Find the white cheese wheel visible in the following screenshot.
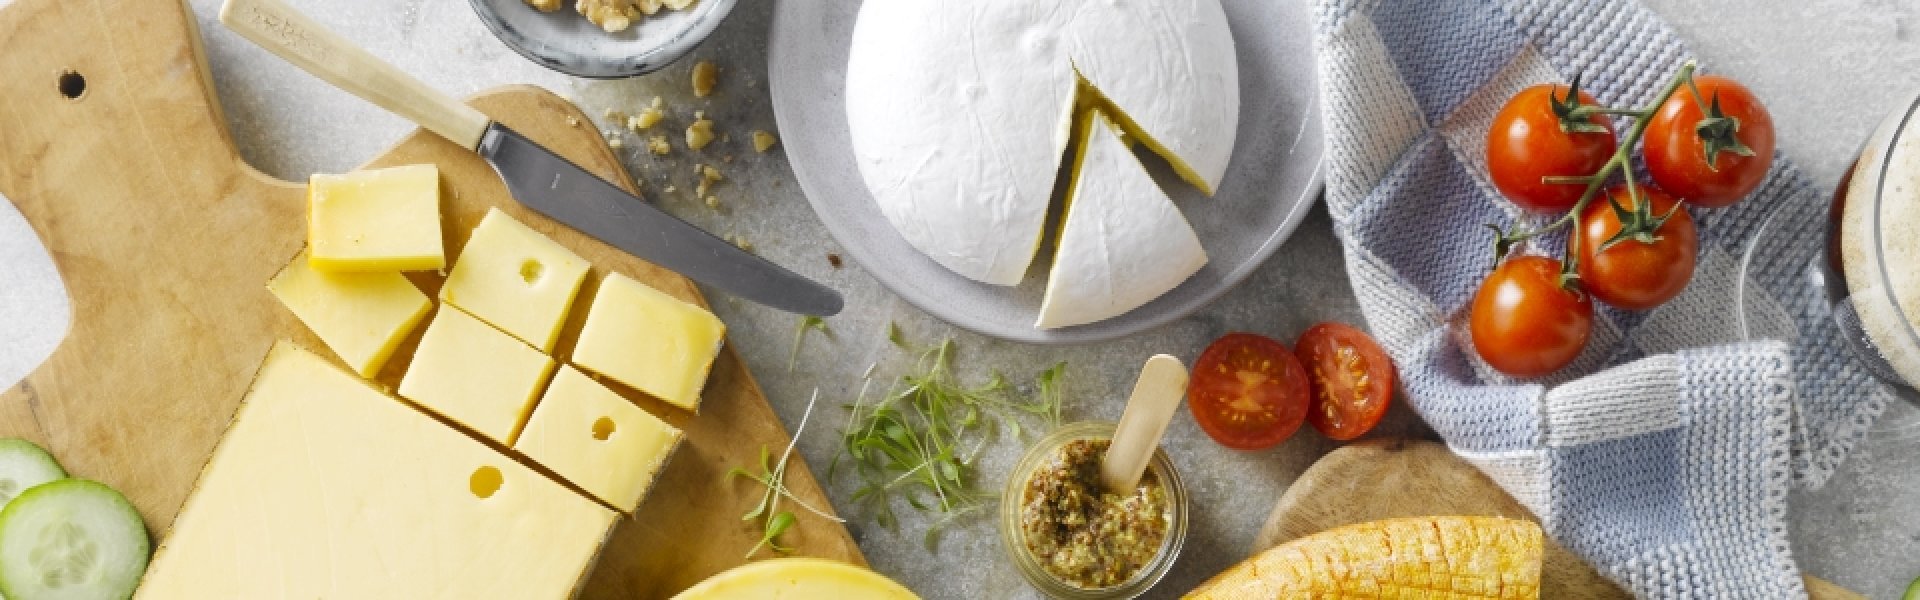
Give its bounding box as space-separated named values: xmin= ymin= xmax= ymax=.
xmin=845 ymin=0 xmax=1238 ymax=286
xmin=1038 ymin=110 xmax=1207 ymax=329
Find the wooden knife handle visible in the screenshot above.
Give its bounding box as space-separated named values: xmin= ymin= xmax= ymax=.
xmin=218 ymin=0 xmax=492 ymax=150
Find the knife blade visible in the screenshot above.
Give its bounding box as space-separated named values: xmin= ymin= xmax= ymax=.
xmin=219 ymin=0 xmax=842 ymax=316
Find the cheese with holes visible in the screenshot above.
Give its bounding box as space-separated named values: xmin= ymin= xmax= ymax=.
xmin=572 ymin=273 xmax=724 ymax=412
xmin=515 ymin=365 xmax=683 ymax=512
xmin=844 ymin=0 xmax=1237 ymax=286
xmin=671 ymin=558 xmax=920 ymax=600
xmin=441 ymin=208 xmax=590 ymax=352
xmin=399 ymin=306 xmax=557 ymax=445
xmin=1037 ymin=110 xmax=1206 ymax=329
xmin=267 ymin=248 xmax=431 ymax=377
xmin=307 ymin=164 xmax=445 ymax=272
xmin=137 ymin=343 xmax=615 ymax=599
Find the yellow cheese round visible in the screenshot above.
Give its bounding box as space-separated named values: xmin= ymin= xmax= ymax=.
xmin=671 ymin=558 xmax=919 ymax=600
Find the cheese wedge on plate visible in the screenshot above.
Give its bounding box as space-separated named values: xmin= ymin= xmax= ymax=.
xmin=399 ymin=305 xmax=557 ymax=445
xmin=845 ymin=0 xmax=1237 ymax=289
xmin=307 ymin=164 xmax=445 ymax=273
xmin=267 ymin=248 xmax=431 ymax=377
xmin=1037 ymin=110 xmax=1207 ymax=329
xmin=516 ymin=365 xmax=683 ymax=513
xmin=138 ymin=343 xmax=616 ymax=598
xmin=441 ymin=208 xmax=591 ymax=352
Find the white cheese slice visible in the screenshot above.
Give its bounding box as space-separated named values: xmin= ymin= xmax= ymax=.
xmin=845 ymin=0 xmax=1237 ymax=286
xmin=1037 ymin=110 xmax=1207 ymax=329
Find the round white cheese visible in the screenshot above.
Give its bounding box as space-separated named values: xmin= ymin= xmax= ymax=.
xmin=1038 ymin=110 xmax=1208 ymax=329
xmin=845 ymin=0 xmax=1238 ymax=287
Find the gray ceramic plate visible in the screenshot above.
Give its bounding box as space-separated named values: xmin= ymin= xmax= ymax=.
xmin=768 ymin=0 xmax=1322 ymax=344
xmin=469 ymin=0 xmax=736 ymax=79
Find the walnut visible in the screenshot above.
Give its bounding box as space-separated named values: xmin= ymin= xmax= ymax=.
xmin=752 ymin=130 xmax=778 ymax=153
xmin=691 ymin=61 xmax=719 ymax=97
xmin=686 ymin=112 xmax=715 ymax=150
xmin=523 ymin=0 xmax=561 ymax=12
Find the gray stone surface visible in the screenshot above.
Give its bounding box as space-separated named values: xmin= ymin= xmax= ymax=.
xmin=0 ymin=0 xmax=1913 ymax=597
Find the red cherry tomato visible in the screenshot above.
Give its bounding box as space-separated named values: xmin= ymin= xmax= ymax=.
xmin=1470 ymin=255 xmax=1594 ymax=377
xmin=1643 ymin=75 xmax=1775 ymax=208
xmin=1295 ymin=323 xmax=1395 ymax=441
xmin=1188 ymin=333 xmax=1310 ymax=450
xmin=1486 ymin=84 xmax=1618 ymax=214
xmin=1576 ymin=185 xmax=1698 ymax=310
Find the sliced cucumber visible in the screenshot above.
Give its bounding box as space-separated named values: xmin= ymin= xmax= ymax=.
xmin=1905 ymin=574 xmax=1920 ymax=600
xmin=0 ymin=480 xmax=147 ymax=600
xmin=0 ymin=440 xmax=64 ymax=512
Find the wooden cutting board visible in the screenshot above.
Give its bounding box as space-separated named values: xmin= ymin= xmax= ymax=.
xmin=1254 ymin=439 xmax=1859 ymax=599
xmin=0 ymin=0 xmax=862 ymax=596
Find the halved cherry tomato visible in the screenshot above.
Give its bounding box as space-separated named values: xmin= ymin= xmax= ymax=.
xmin=1188 ymin=333 xmax=1310 ymax=450
xmin=1486 ymin=84 xmax=1618 ymax=214
xmin=1295 ymin=323 xmax=1394 ymax=441
xmin=1470 ymin=255 xmax=1594 ymax=377
xmin=1576 ymin=184 xmax=1698 ymax=310
xmin=1643 ymin=75 xmax=1775 ymax=208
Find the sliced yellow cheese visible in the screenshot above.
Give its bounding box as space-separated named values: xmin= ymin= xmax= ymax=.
xmin=571 ymin=273 xmax=725 ymax=412
xmin=399 ymin=305 xmax=557 ymax=445
xmin=307 ymin=164 xmax=445 ymax=272
xmin=441 ymin=208 xmax=591 ymax=352
xmin=515 ymin=365 xmax=683 ymax=513
xmin=137 ymin=343 xmax=616 ymax=599
xmin=670 ymin=558 xmax=920 ymax=600
xmin=266 ymin=248 xmax=430 ymax=378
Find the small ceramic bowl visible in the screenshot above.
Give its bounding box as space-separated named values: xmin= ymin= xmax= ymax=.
xmin=469 ymin=0 xmax=737 ymax=79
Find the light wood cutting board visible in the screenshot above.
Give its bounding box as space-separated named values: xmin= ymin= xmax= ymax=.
xmin=1253 ymin=439 xmax=1859 ymax=599
xmin=0 ymin=0 xmax=862 ymax=596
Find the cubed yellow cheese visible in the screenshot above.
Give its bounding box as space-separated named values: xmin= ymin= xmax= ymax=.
xmin=307 ymin=164 xmax=445 ymax=272
xmin=399 ymin=306 xmax=557 ymax=445
xmin=671 ymin=558 xmax=920 ymax=600
xmin=137 ymin=343 xmax=616 ymax=599
xmin=516 ymin=365 xmax=683 ymax=513
xmin=266 ymin=248 xmax=430 ymax=378
xmin=571 ymin=273 xmax=725 ymax=412
xmin=441 ymin=208 xmax=590 ymax=352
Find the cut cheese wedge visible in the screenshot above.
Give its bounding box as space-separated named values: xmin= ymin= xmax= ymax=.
xmin=1037 ymin=110 xmax=1207 ymax=329
xmin=137 ymin=343 xmax=616 ymax=599
xmin=267 ymin=248 xmax=431 ymax=377
xmin=571 ymin=273 xmax=725 ymax=412
xmin=670 ymin=558 xmax=919 ymax=600
xmin=307 ymin=164 xmax=445 ymax=273
xmin=845 ymin=0 xmax=1237 ymax=286
xmin=515 ymin=365 xmax=683 ymax=513
xmin=441 ymin=208 xmax=591 ymax=352
xmin=399 ymin=305 xmax=557 ymax=445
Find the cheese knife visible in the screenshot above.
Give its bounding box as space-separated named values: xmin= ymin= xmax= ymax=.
xmin=218 ymin=0 xmax=843 ymax=317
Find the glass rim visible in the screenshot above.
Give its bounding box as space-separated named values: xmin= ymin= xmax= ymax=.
xmin=1864 ymin=92 xmax=1920 ymax=372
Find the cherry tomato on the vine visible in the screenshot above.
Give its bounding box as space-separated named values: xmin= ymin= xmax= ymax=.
xmin=1470 ymin=255 xmax=1594 ymax=377
xmin=1486 ymin=84 xmax=1618 ymax=214
xmin=1644 ymin=75 xmax=1775 ymax=208
xmin=1188 ymin=333 xmax=1310 ymax=450
xmin=1576 ymin=184 xmax=1698 ymax=310
xmin=1295 ymin=323 xmax=1395 ymax=441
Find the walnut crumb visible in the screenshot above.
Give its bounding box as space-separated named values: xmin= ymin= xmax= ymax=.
xmin=691 ymin=60 xmax=719 ymax=97
xmin=603 ymin=131 xmax=624 ymax=149
xmin=704 ymin=195 xmax=721 ymax=209
xmin=752 ymin=130 xmax=778 ymax=153
xmin=647 ymin=135 xmax=672 ymax=155
xmin=686 ymin=115 xmax=715 ymax=150
xmin=827 ymin=253 xmax=843 ymax=269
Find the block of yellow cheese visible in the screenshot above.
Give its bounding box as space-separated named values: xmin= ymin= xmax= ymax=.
xmin=670 ymin=558 xmax=920 ymax=600
xmin=515 ymin=365 xmax=683 ymax=513
xmin=137 ymin=343 xmax=616 ymax=599
xmin=440 ymin=208 xmax=590 ymax=352
xmin=266 ymin=248 xmax=430 ymax=378
xmin=571 ymin=273 xmax=726 ymax=412
xmin=307 ymin=164 xmax=445 ymax=272
xmin=399 ymin=305 xmax=557 ymax=445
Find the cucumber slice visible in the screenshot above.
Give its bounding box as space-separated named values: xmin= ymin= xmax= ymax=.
xmin=0 ymin=440 xmax=64 ymax=512
xmin=1905 ymin=575 xmax=1920 ymax=600
xmin=0 ymin=480 xmax=148 ymax=600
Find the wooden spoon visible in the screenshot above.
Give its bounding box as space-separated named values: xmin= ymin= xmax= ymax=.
xmin=1099 ymin=354 xmax=1190 ymax=493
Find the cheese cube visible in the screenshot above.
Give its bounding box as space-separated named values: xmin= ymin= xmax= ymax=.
xmin=516 ymin=365 xmax=683 ymax=512
xmin=267 ymin=249 xmax=430 ymax=378
xmin=138 ymin=343 xmax=616 ymax=598
xmin=399 ymin=306 xmax=557 ymax=445
xmin=571 ymin=273 xmax=725 ymax=412
xmin=441 ymin=208 xmax=590 ymax=352
xmin=307 ymin=164 xmax=445 ymax=272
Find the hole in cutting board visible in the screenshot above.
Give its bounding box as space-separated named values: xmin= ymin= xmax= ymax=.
xmin=469 ymin=466 xmax=504 ymax=499
xmin=519 ymin=259 xmax=544 ymax=285
xmin=591 ymin=416 xmax=616 ymax=441
xmin=57 ymin=70 xmax=85 ymax=100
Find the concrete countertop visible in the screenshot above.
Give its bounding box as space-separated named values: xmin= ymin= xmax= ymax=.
xmin=0 ymin=0 xmax=1915 ymax=597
